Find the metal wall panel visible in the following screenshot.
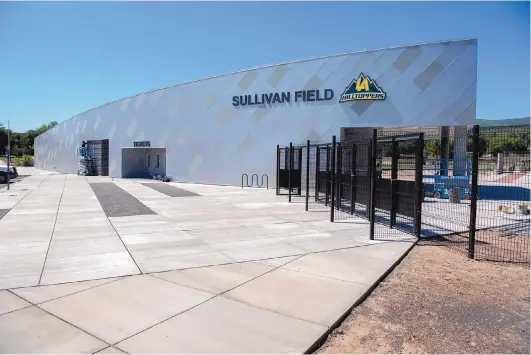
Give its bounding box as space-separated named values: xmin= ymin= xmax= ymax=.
xmin=34 ymin=39 xmax=478 ymax=186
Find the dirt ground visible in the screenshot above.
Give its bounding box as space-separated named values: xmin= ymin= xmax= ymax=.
xmin=318 ymin=243 xmax=530 ymax=354
xmin=439 ymin=230 xmax=529 ymax=265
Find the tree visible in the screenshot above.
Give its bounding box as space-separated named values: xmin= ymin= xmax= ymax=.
xmin=0 ymin=120 xmax=58 ymax=156
xmin=424 ymin=139 xmax=440 ymax=158
xmin=0 ymin=124 xmax=6 ymax=156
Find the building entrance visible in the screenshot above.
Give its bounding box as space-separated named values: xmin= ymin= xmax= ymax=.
xmin=121 ymin=147 xmax=167 ymax=179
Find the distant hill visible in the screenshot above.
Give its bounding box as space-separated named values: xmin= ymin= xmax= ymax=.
xmin=476 ymin=117 xmax=530 ymax=126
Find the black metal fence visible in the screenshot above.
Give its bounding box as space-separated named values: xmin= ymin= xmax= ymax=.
xmin=277 ymin=124 xmax=530 ymax=265
xmin=371 ymin=131 xmax=424 ymax=240
xmin=276 ymin=144 xmax=302 ymax=200
xmin=337 ymin=137 xmax=373 ymax=220
xmin=471 ymin=125 xmax=529 ymax=264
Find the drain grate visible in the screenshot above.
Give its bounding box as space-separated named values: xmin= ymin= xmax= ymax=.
xmin=90 ymin=182 xmax=156 ymax=217
xmin=141 ymin=183 xmax=200 ymax=197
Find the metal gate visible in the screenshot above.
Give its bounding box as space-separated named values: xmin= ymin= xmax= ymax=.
xmin=276 ymin=132 xmax=424 ymax=239
xmin=316 ymin=144 xmax=332 ymax=205
xmin=276 ymin=145 xmax=302 ymax=197
xmin=337 ymin=139 xmax=372 ymax=219
xmin=371 ymin=132 xmax=425 ymax=239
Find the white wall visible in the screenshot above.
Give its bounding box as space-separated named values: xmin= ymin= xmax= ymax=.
xmin=35 ymin=39 xmax=477 ymax=185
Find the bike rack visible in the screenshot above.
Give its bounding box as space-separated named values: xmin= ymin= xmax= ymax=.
xmin=241 ymin=173 xmax=269 ymax=189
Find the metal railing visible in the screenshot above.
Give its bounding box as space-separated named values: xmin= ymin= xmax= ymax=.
xmin=241 ymin=173 xmax=269 ymax=189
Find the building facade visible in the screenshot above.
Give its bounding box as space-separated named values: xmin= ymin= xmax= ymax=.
xmin=34 ymin=38 xmax=478 ymax=185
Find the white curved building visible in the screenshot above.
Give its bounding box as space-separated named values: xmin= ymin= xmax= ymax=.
xmin=34 ymin=38 xmax=478 ymax=185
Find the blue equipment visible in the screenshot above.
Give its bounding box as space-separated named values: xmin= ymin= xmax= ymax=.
xmin=77 ymin=146 xmax=94 ymax=176
xmin=77 ymin=147 xmax=93 ymax=160
xmin=424 ymin=158 xmax=472 ymax=200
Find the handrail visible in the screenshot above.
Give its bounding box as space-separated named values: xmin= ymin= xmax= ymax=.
xmin=241 ymin=173 xmax=269 ymax=189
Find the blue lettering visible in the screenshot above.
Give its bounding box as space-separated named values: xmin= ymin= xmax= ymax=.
xmin=325 ymin=89 xmax=334 ymax=100
xmin=294 ymin=91 xmax=303 ymax=102
xmin=272 ymin=93 xmax=281 ymax=104
xmin=265 ymin=93 xmax=273 ymax=104
xmin=281 ymin=92 xmax=290 ymax=103
xmin=232 ymin=96 xmax=240 ymax=107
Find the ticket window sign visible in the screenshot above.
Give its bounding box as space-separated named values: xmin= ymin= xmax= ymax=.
xmin=133 ymin=141 xmax=151 ymax=147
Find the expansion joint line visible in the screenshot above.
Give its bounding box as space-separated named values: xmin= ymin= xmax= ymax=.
xmin=38 ymin=174 xmax=68 ymax=285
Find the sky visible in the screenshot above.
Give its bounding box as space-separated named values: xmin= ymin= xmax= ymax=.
xmin=0 ymin=1 xmax=529 ymax=132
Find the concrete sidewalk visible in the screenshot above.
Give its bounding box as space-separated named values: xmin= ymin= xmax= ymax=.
xmin=0 ymin=170 xmax=414 ymax=353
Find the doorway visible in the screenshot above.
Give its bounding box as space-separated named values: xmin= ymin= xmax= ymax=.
xmin=121 ymin=147 xmax=167 ymax=178
xmin=86 ymin=139 xmax=109 ymax=176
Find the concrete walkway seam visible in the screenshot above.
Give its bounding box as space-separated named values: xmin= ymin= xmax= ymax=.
xmin=0 ymin=174 xmax=50 ymax=211
xmin=114 ymin=254 xmax=309 ymax=348
xmin=38 ymin=175 xmax=68 ymax=285
xmin=304 ymin=240 xmax=418 ymax=354
xmin=10 ymin=277 xmax=126 ymax=305
xmin=147 ymin=252 xmax=335 ymax=329
xmin=6 ymin=289 xmax=114 ymax=352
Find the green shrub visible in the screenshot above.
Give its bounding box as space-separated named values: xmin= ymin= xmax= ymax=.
xmin=21 ymin=155 xmax=34 ymax=167
xmin=10 ymin=148 xmax=23 ymax=157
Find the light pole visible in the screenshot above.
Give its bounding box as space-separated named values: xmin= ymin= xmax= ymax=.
xmin=6 ymin=120 xmax=10 ymax=190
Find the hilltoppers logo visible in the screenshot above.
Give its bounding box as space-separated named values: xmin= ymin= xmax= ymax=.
xmin=339 ymin=73 xmax=386 ymax=102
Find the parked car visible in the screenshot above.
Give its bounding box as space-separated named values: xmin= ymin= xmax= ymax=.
xmin=0 ymin=165 xmax=18 ymax=183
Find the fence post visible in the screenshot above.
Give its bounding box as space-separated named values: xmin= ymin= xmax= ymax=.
xmin=288 ymin=142 xmax=293 ymax=203
xmin=369 ymin=129 xmax=377 ymax=240
xmin=305 ymin=140 xmax=310 ymax=211
xmin=468 ymin=125 xmax=480 ymax=259
xmin=330 ymin=136 xmax=336 ymax=222
xmin=337 ymin=142 xmax=342 ymax=211
xmin=350 ymin=141 xmax=356 ymax=215
xmin=315 ymin=146 xmax=320 ymax=202
xmin=325 ymin=146 xmax=330 ymax=206
xmin=298 ymin=148 xmax=303 ymax=196
xmin=414 ymin=133 xmax=425 ymax=238
xmin=366 ymin=141 xmax=372 ymax=219
xmin=276 ymin=145 xmax=280 ymax=196
xmin=390 ymin=138 xmax=398 ymax=228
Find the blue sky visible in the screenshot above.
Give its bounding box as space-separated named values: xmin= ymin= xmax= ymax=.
xmin=0 ymin=1 xmax=529 ymax=132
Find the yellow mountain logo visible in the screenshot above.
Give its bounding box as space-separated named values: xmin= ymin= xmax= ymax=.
xmin=339 ymin=73 xmax=386 ymax=102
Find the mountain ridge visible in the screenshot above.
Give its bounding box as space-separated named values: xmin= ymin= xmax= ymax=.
xmin=476 ymin=117 xmax=530 ymax=126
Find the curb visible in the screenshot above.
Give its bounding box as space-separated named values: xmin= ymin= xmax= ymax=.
xmin=304 ymin=240 xmax=418 ymax=354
